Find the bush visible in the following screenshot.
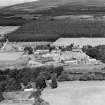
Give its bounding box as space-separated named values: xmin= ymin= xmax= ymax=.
xmin=94 ymin=72 xmax=105 ymax=80
xmin=0 ymin=92 xmax=4 ymax=102
xmin=0 ymin=66 xmax=62 ymax=91
xmin=39 ymin=72 xmax=51 ymax=80
xmin=24 ymin=46 xmax=33 ymax=54
xmin=18 ymin=68 xmax=33 ymax=85
xmin=79 ymin=73 xmax=90 ymax=81
xmin=82 ymin=45 xmax=105 ymax=63
xmin=5 ymin=78 xmax=21 ymax=91
xmin=58 ymin=72 xmax=70 ymax=81
xmin=0 ymin=81 xmax=7 ymax=92
xmin=54 ymin=66 xmax=63 ymax=77
xmin=51 ymin=77 xmax=58 ymax=89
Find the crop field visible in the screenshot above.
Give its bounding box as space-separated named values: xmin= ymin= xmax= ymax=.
xmin=8 ymin=18 xmax=105 ymax=42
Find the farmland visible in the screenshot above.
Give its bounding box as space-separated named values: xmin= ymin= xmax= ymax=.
xmin=7 ymin=18 xmax=105 ymax=42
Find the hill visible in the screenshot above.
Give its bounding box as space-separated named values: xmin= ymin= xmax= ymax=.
xmin=1 ymin=0 xmax=105 ymax=41
xmin=0 ymin=0 xmax=105 ymax=26
xmin=1 ymin=0 xmax=105 ymax=15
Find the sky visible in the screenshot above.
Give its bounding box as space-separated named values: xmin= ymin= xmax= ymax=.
xmin=0 ymin=0 xmax=105 ymax=7
xmin=0 ymin=0 xmax=38 ymax=6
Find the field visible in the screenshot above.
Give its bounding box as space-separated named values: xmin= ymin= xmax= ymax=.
xmin=7 ymin=18 xmax=105 ymax=41
xmin=0 ymin=26 xmax=20 ymax=35
xmin=53 ymin=38 xmax=105 ymax=47
xmin=0 ymin=52 xmax=28 ymax=69
xmin=42 ymin=81 xmax=105 ymax=105
xmin=63 ymin=63 xmax=105 ymax=73
xmin=1 ymin=0 xmax=105 ymax=42
xmin=0 ymin=52 xmax=22 ymax=61
xmin=1 ymin=81 xmax=105 ymax=105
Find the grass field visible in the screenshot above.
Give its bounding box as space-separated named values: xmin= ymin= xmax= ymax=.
xmin=42 ymin=81 xmax=105 ymax=105
xmin=0 ymin=52 xmax=22 ymax=61
xmin=0 ymin=52 xmax=28 ymax=69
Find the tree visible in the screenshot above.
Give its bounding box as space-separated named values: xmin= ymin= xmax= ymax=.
xmin=29 ymin=89 xmax=49 ymax=105
xmin=82 ymin=45 xmax=105 ymax=63
xmin=35 ymin=75 xmax=46 ymax=89
xmin=0 ymin=81 xmax=7 ymax=92
xmin=51 ymin=73 xmax=58 ymax=89
xmin=24 ymin=46 xmax=33 ymax=54
xmin=54 ymin=66 xmax=63 ymax=77
xmin=18 ymin=68 xmax=32 ymax=86
xmin=0 ymin=92 xmax=4 ymax=102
